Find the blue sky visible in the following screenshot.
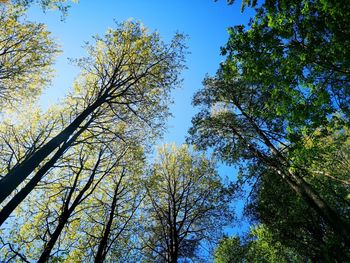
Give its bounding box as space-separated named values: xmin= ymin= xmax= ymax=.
xmin=28 ymin=0 xmax=254 ymax=235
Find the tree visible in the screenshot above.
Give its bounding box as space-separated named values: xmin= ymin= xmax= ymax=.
xmin=214 ymin=225 xmax=303 ymax=263
xmin=0 ymin=135 xmax=145 ymax=262
xmin=0 ymin=4 xmax=58 ymax=108
xmin=141 ymin=144 xmax=232 ymax=262
xmin=36 ymin=145 xmax=124 ymax=263
xmin=214 ymin=236 xmax=245 ymax=263
xmin=189 ymin=0 xmax=350 ymax=246
xmin=0 ymin=104 xmax=83 ymax=227
xmin=71 ymin=144 xmax=145 ymax=263
xmin=244 ymin=128 xmax=350 ymax=261
xmin=0 ymin=21 xmax=186 ymax=211
xmin=1 ymin=0 xmax=78 ymax=16
xmin=92 ymin=166 xmax=143 ymax=263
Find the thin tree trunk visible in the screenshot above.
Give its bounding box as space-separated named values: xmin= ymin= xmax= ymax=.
xmin=170 ymin=192 xmax=178 ymax=263
xmin=288 ymin=170 xmax=350 ymax=247
xmin=37 ymin=216 xmax=68 ymax=263
xmin=94 ymin=179 xmax=120 ymax=263
xmin=230 ymin=123 xmax=350 ymax=247
xmin=0 ymin=97 xmax=104 ymax=204
xmin=36 ymin=146 xmax=105 ymax=262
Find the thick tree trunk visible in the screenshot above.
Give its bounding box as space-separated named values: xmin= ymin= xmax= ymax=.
xmin=0 ymin=97 xmax=104 ymax=204
xmin=0 ymin=120 xmax=91 ymax=227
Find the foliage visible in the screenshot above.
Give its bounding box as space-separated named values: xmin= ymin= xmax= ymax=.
xmin=189 ymin=0 xmax=350 ymax=246
xmin=141 ymin=144 xmax=233 ymax=262
xmin=245 ymin=130 xmax=350 ymax=261
xmin=0 ymin=4 xmax=59 ymax=108
xmin=214 ymin=0 xmax=258 ymax=11
xmin=215 ymin=225 xmax=303 ymax=263
xmin=1 ymin=0 xmax=78 ymax=16
xmin=214 ymin=236 xmax=245 ymax=263
xmin=0 ymin=20 xmax=186 ymax=211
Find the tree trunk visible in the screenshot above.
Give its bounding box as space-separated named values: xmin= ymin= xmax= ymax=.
xmin=0 ymin=120 xmax=91 ymax=227
xmin=0 ymin=97 xmax=104 ymax=204
xmin=169 ymin=188 xmax=178 ymax=263
xmin=94 ymin=180 xmax=120 ymax=263
xmin=37 ymin=216 xmax=68 ymax=263
xmin=286 ymin=170 xmax=350 ymax=247
xmin=230 ymin=108 xmax=350 ymax=247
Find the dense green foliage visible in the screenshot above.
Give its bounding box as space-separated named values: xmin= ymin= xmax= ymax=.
xmin=189 ymin=0 xmax=350 ymax=260
xmin=215 ymin=225 xmax=303 ymax=263
xmin=246 ymin=169 xmax=349 ymax=262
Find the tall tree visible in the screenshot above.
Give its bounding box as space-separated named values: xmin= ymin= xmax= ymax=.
xmin=65 ymin=143 xmax=145 ymax=263
xmin=36 ymin=145 xmax=123 ymax=263
xmin=189 ymin=0 xmax=350 ymax=246
xmin=141 ymin=144 xmax=232 ymax=262
xmin=0 ymin=4 xmax=58 ymax=108
xmin=93 ymin=169 xmax=143 ymax=263
xmin=0 ymin=21 xmax=186 ymax=207
xmin=0 ymin=137 xmax=143 ymax=262
xmin=243 ymin=128 xmax=350 ymax=261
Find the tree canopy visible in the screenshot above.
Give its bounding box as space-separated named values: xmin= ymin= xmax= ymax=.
xmin=141 ymin=144 xmax=232 ymax=262
xmin=189 ymin=0 xmax=350 ymax=252
xmin=0 ymin=4 xmax=58 ymax=108
xmin=0 ymin=0 xmax=349 ymax=262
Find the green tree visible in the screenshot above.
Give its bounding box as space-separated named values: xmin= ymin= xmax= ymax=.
xmin=0 ymin=135 xmax=145 ymax=262
xmin=0 ymin=103 xmax=83 ymax=227
xmin=82 ymin=146 xmax=145 ymax=263
xmin=244 ymin=128 xmax=350 ymax=261
xmin=0 ymin=4 xmax=58 ymax=108
xmin=1 ymin=0 xmax=78 ymax=16
xmin=141 ymin=144 xmax=233 ymax=263
xmin=36 ymin=145 xmax=122 ymax=263
xmin=0 ymin=21 xmax=186 ymax=215
xmin=189 ymin=0 xmax=350 ymax=246
xmin=214 ymin=236 xmax=245 ymax=263
xmin=215 ymin=225 xmax=303 ymax=263
xmin=247 ymin=173 xmax=349 ymax=262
